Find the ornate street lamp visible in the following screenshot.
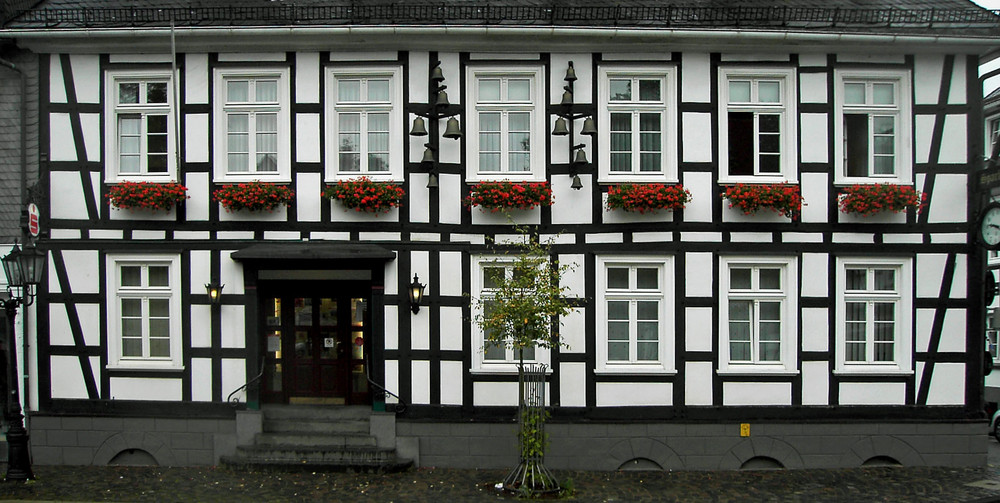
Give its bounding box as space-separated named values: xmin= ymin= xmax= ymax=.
xmin=0 ymin=242 xmax=45 ymax=481
xmin=408 ymin=274 xmax=426 ymax=314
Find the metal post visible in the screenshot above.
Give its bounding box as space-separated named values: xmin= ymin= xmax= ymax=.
xmin=1 ymin=298 xmax=31 ymax=481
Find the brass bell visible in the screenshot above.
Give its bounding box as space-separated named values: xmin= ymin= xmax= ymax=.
xmin=443 ymin=117 xmax=463 ymax=139
xmin=574 ymin=148 xmax=588 ymax=165
xmin=436 ymin=91 xmax=450 ymax=106
xmin=564 ymin=62 xmax=577 ymax=83
xmin=421 ymin=148 xmax=436 ymax=164
xmin=581 ymin=117 xmax=598 ymax=136
xmin=551 ymin=117 xmax=569 ymax=136
xmin=427 ymin=172 xmax=439 ymax=188
xmin=430 ymin=65 xmax=445 ymax=82
xmin=410 ymin=117 xmax=428 ymax=136
xmin=560 ymin=90 xmax=573 ymax=106
xmin=570 ymin=174 xmax=583 ymax=190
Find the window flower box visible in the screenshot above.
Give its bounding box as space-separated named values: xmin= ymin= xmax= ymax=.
xmin=106 ymin=181 xmax=188 ymax=212
xmin=838 ymin=183 xmax=926 ymax=217
xmin=465 ymin=181 xmax=552 ymax=212
xmin=212 ymin=181 xmax=294 ymax=212
xmin=721 ymin=183 xmax=803 ymax=220
xmin=323 ymin=177 xmax=405 ymax=214
xmin=606 ymin=183 xmax=691 ymax=214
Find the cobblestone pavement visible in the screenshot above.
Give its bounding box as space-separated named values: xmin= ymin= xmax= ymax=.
xmin=0 ymin=463 xmax=999 ymax=502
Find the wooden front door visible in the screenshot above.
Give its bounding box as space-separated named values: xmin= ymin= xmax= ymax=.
xmin=260 ymin=283 xmax=371 ymax=405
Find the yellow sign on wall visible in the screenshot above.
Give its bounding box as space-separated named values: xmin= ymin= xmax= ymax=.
xmin=740 ymin=423 xmax=750 ymax=437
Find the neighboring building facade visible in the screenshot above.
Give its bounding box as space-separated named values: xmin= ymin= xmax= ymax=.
xmin=2 ymin=0 xmax=999 ymax=470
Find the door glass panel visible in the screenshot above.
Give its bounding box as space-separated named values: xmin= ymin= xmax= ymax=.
xmin=320 ymin=298 xmax=337 ymax=327
xmin=271 ymin=363 xmax=282 ymax=391
xmin=294 ymin=298 xmax=312 ymax=326
xmin=352 ymin=331 xmax=364 ymax=360
xmin=295 ymin=331 xmax=311 ymax=358
xmin=320 ymin=330 xmax=337 ymax=359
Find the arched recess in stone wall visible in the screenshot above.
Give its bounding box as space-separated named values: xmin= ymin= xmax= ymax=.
xmin=837 ymin=436 xmax=924 ymax=467
xmin=92 ymin=431 xmax=176 ymax=466
xmin=607 ymin=437 xmax=684 ymax=471
xmin=718 ymin=437 xmax=804 ymax=470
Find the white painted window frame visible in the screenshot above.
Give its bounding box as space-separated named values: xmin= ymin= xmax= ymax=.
xmin=833 ymin=69 xmax=913 ymax=185
xmin=595 ymin=255 xmax=676 ymax=374
xmin=987 ymin=114 xmax=1000 ymax=159
xmin=325 ymin=65 xmax=404 ymax=182
xmin=597 ymin=65 xmax=678 ymax=184
xmin=104 ymin=69 xmax=177 ymax=183
xmin=212 ymin=67 xmax=291 ymax=183
xmin=834 ymin=257 xmax=913 ymax=374
xmin=106 ymin=254 xmax=183 ymax=370
xmin=718 ymin=256 xmax=799 ymax=375
xmin=470 ymin=255 xmax=550 ymax=374
xmin=465 ymin=65 xmax=546 ymax=182
xmin=718 ymin=67 xmax=798 ymax=184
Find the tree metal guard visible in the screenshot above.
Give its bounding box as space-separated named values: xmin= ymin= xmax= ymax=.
xmin=502 ymin=363 xmax=560 ymax=496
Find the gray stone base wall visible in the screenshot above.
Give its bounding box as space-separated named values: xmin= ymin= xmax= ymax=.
xmin=397 ymin=421 xmax=988 ymax=471
xmin=29 ymin=414 xmax=238 ymax=466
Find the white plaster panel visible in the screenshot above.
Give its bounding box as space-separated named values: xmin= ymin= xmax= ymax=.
xmin=296 ymin=172 xmax=322 ymax=222
xmin=926 ymin=363 xmax=965 ymax=406
xmin=50 ymin=355 xmax=89 ymax=399
xmin=439 ymin=307 xmax=463 ymax=351
xmin=952 ymin=253 xmax=967 ymax=300
xmin=221 ymin=305 xmax=246 ymax=348
xmin=412 ymin=233 xmax=441 ymax=242
xmin=684 ymin=361 xmax=713 ymax=405
xmin=384 ymin=359 xmax=399 ymax=403
xmin=190 ymin=304 xmax=211 ymax=348
xmin=603 ymin=53 xmax=672 ymax=62
xmin=800 ymin=114 xmax=828 ymax=163
xmin=798 ymin=54 xmax=827 ymax=67
xmin=439 ymin=252 xmax=464 ymax=297
xmin=551 ymin=54 xmax=592 ymax=104
xmin=915 ymin=114 xmax=936 ymax=164
xmin=685 ymin=307 xmax=713 ymax=352
xmin=937 ymin=309 xmax=967 ymax=353
xmin=189 ymin=250 xmax=210 ymax=296
xmin=831 ymin=233 xmax=874 ymax=244
xmin=682 ymin=53 xmax=711 ymax=103
xmin=132 ymin=230 xmax=166 ymax=240
xmin=584 ymin=233 xmax=623 ymax=244
xmin=451 ymin=234 xmax=486 ymax=245
xmin=330 ymin=204 xmax=399 ymax=223
xmin=185 ymin=113 xmax=209 ymax=163
xmin=837 ymin=54 xmax=905 ymax=64
xmin=263 ymin=232 xmax=301 ymax=240
xmin=185 ymin=54 xmax=209 ymax=104
xmin=468 ymin=53 xmax=538 ymax=60
xmin=474 ymin=381 xmax=518 ymax=406
xmin=559 ymin=307 xmax=585 ymax=353
xmin=191 ymin=358 xmax=212 ymax=401
xmin=295 ymin=52 xmax=320 ymax=103
xmin=384 ymin=305 xmax=399 ymax=351
xmin=310 ymin=232 xmax=350 ymax=241
xmin=49 ymin=113 xmax=76 ymax=161
xmin=633 ymin=232 xmax=673 ymax=243
xmin=559 ymin=362 xmax=586 ymax=407
xmin=385 ymin=260 xmax=398 ymax=296
xmin=221 ymin=359 xmax=247 ymax=403
xmin=295 ymin=113 xmax=321 ymax=163
xmin=411 ymin=309 xmax=430 ymax=351
xmin=49 ymin=55 xmax=67 ymax=103
xmin=329 ymin=52 xmax=398 ymax=62
xmin=110 ymin=378 xmax=182 ymax=401
xmin=69 ymin=54 xmax=100 ymax=103
xmin=50 ymin=229 xmax=81 ymax=240
xmin=218 ymin=53 xmax=286 ymax=62
xmin=937 ymin=115 xmax=968 ymax=164
xmin=48 ymin=305 xmax=75 ymax=346
xmin=221 ymin=252 xmax=244 ymax=295
xmin=839 ymin=382 xmax=905 ymax=405
xmin=801 ymin=253 xmax=828 ymax=297
xmin=472 ymin=207 xmax=540 ymax=225
xmin=219 ymin=206 xmax=288 ymax=222
xmin=682 ymin=171 xmax=713 ymax=223
xmin=801 ymin=172 xmax=828 ymax=224
xmin=409 ymin=175 xmax=430 ymax=224
xmin=782 ymin=233 xmax=823 ymax=243
xmin=559 ymin=253 xmax=585 ymax=299
xmin=949 ymin=57 xmax=966 ymax=105
xmin=60 ymin=250 xmax=101 ymax=294
xmin=441 ymin=124 xmax=463 ymax=165
xmin=410 ymin=362 xmax=432 ymax=405
xmin=722 ymin=382 xmax=792 ymax=406
xmin=601 ymin=192 xmax=673 ymax=224
xmin=800 ymin=73 xmax=828 ymax=103
xmin=914 ymin=54 xmax=944 ymax=105
xmin=916 ymin=254 xmax=947 ymax=298
xmin=721 ymin=53 xmax=791 ymax=62
xmin=930 ymin=234 xmax=966 ymax=244
xmin=682 ymin=113 xmax=713 ymax=162
xmin=597 ymin=382 xmax=672 ymax=406
xmin=185 ymin=172 xmax=210 ymax=221
xmin=722 ymin=203 xmax=790 ymax=223
xmin=408 ymin=52 xmax=429 ymax=104
xmin=801 ymin=361 xmax=829 ymax=406
xmin=685 ymin=252 xmax=714 ymax=298
xmin=89 ymin=230 xmax=124 ymax=239
xmin=80 ymin=113 xmax=100 ymax=161
xmin=801 ymin=308 xmax=829 ymax=352
xmin=438 ymin=174 xmax=462 ymax=225
xmin=553 ymin=176 xmax=593 ymax=224
xmin=440 ymin=361 xmax=464 ymax=406
xmin=681 ymin=232 xmax=721 ymax=242
xmin=883 ymin=234 xmax=924 ymax=244
xmin=837 ymin=208 xmax=906 ymax=225
xmin=49 ymin=171 xmax=88 ymax=220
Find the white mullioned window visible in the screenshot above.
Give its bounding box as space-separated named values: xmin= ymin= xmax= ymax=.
xmin=835 ymin=257 xmax=913 ymax=374
xmin=834 ymin=69 xmax=912 ymax=184
xmin=326 ymin=66 xmax=403 ymax=181
xmin=466 ymin=66 xmax=546 ymax=182
xmin=106 ymin=255 xmax=182 ymax=369
xmin=988 ymin=115 xmax=1000 ymax=159
xmin=104 ymin=70 xmax=176 ymax=182
xmin=718 ymin=68 xmax=798 ymax=183
xmin=598 ymin=66 xmax=677 ymax=183
xmin=719 ymin=256 xmax=798 ymax=373
xmin=596 ymin=256 xmax=675 ymax=374
xmin=213 ymin=68 xmax=291 ymax=182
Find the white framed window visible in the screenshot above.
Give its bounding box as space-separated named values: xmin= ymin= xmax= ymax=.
xmin=988 ymin=312 xmax=999 ymax=362
xmin=471 ymin=255 xmax=550 ymax=373
xmin=213 ymin=68 xmax=291 ymax=182
xmin=834 ymin=69 xmax=912 ymax=184
xmin=719 ymin=256 xmax=798 ymax=374
xmin=104 ymin=70 xmax=177 ymax=182
xmin=326 ymin=66 xmax=403 ymax=182
xmin=465 ymin=65 xmax=546 ymax=182
xmin=106 ymin=254 xmax=183 ymax=369
xmin=596 ymin=256 xmax=675 ymax=374
xmin=718 ymin=68 xmax=798 ymax=183
xmin=597 ymin=66 xmax=677 ymax=183
xmin=987 ymin=115 xmax=1000 ymax=159
xmin=835 ymin=257 xmax=913 ymax=374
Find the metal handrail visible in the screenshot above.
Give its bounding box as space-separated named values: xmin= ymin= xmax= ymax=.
xmin=366 ymin=351 xmax=406 ymax=414
xmin=227 ymin=357 xmax=266 ymax=404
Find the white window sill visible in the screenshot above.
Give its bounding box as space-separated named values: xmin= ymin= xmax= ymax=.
xmin=214 ymin=174 xmax=291 ymax=184
xmin=598 ymin=174 xmax=676 ymax=185
xmin=107 ymin=174 xmax=180 ymax=185
xmin=719 ymin=175 xmax=797 ymax=185
xmin=594 ymin=367 xmax=676 ymax=375
xmin=467 ymin=174 xmax=546 ymax=184
xmin=107 ymin=363 xmax=184 ymax=372
xmin=716 ymin=368 xmax=799 ymax=376
xmin=833 ymin=368 xmax=913 ymax=376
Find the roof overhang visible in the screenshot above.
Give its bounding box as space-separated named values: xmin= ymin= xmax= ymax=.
xmin=231 ymin=242 xmax=395 ymax=268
